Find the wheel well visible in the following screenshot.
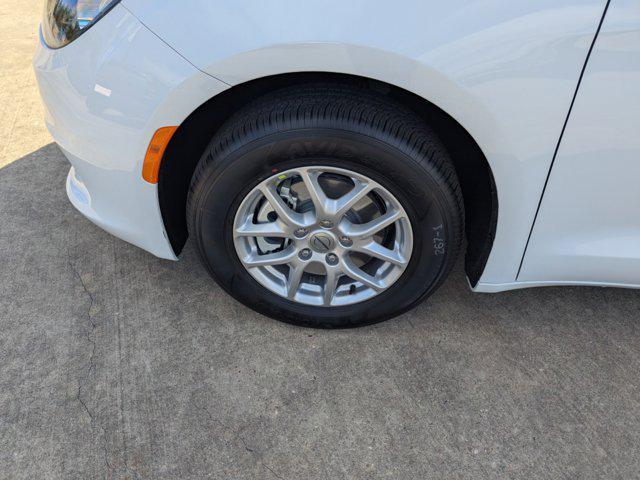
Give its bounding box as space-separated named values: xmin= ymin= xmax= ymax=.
xmin=158 ymin=72 xmax=497 ymax=286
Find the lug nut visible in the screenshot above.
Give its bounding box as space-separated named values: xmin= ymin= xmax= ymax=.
xmin=339 ymin=236 xmax=353 ymax=247
xmin=299 ymin=248 xmax=312 ymax=261
xmin=319 ymin=219 xmax=334 ymax=229
xmin=325 ymin=253 xmax=339 ymax=266
xmin=294 ymin=228 xmax=308 ymax=238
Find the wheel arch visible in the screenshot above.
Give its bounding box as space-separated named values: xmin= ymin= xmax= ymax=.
xmin=158 ymin=72 xmax=497 ymax=286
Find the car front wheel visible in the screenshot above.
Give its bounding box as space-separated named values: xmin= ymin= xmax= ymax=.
xmin=187 ymin=84 xmax=464 ymax=328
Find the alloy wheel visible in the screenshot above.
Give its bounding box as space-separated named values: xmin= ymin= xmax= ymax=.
xmin=233 ymin=166 xmax=413 ymax=307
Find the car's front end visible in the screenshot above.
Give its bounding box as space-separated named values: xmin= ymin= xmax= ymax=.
xmin=37 ymin=0 xmax=597 ymax=326
xmin=31 ymin=0 xmax=498 ymax=326
xmin=33 ymin=0 xmax=227 ymax=259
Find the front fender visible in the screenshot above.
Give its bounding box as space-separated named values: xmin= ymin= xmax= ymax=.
xmin=122 ymin=0 xmax=606 ymax=284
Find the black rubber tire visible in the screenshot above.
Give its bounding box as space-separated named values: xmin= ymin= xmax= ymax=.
xmin=187 ymin=84 xmax=464 ymax=328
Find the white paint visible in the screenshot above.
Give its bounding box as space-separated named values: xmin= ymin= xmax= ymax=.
xmin=519 ymin=0 xmax=640 ymax=286
xmin=34 ymin=0 xmax=640 ymax=294
xmin=121 ymin=0 xmax=609 ymax=285
xmin=33 ymin=6 xmax=228 ymax=259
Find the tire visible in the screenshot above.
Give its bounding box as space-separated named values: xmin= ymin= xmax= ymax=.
xmin=187 ymin=84 xmax=464 ymax=328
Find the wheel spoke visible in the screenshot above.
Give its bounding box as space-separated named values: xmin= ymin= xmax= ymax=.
xmin=342 ymin=259 xmax=385 ymax=292
xmin=356 ymin=241 xmax=407 ymax=266
xmin=341 ymin=209 xmax=403 ymax=239
xmin=236 ymin=221 xmax=289 ymax=238
xmin=242 ymin=246 xmax=297 ymax=268
xmin=234 ymin=166 xmax=413 ymax=307
xmin=260 ymin=184 xmax=306 ymax=227
xmin=323 ymin=267 xmax=341 ymax=306
xmin=286 ymin=264 xmax=306 ymax=299
xmin=299 ymin=169 xmax=330 ymax=218
xmin=332 ymin=180 xmax=373 ymax=219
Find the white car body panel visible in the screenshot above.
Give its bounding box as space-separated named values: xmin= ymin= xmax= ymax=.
xmin=519 ymin=0 xmax=640 ymax=286
xmin=33 ymin=5 xmax=229 ymax=259
xmin=33 ymin=0 xmax=639 ymax=293
xmin=122 ymin=0 xmax=608 ymax=286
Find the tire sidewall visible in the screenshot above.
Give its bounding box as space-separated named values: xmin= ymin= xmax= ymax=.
xmin=191 ymin=130 xmax=457 ymax=327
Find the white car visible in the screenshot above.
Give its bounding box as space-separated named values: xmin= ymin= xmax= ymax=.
xmin=34 ymin=0 xmax=639 ymax=327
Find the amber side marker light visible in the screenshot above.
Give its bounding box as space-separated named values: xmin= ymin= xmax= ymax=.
xmin=142 ymin=126 xmax=178 ymax=184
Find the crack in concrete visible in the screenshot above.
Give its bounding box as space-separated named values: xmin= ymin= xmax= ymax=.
xmin=68 ymin=258 xmax=115 ymax=478
xmin=193 ymin=400 xmax=285 ymax=479
xmin=264 ymin=464 xmax=285 ymax=480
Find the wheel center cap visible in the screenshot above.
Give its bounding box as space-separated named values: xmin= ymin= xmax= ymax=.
xmin=309 ymin=232 xmax=336 ymax=253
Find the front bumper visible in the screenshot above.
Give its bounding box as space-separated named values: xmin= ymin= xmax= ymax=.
xmin=33 ymin=4 xmax=228 ymax=259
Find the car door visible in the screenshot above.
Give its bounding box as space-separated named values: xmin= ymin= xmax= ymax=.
xmin=519 ymin=0 xmax=640 ymax=286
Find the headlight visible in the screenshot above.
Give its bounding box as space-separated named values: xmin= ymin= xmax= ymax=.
xmin=42 ymin=0 xmax=121 ymax=49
